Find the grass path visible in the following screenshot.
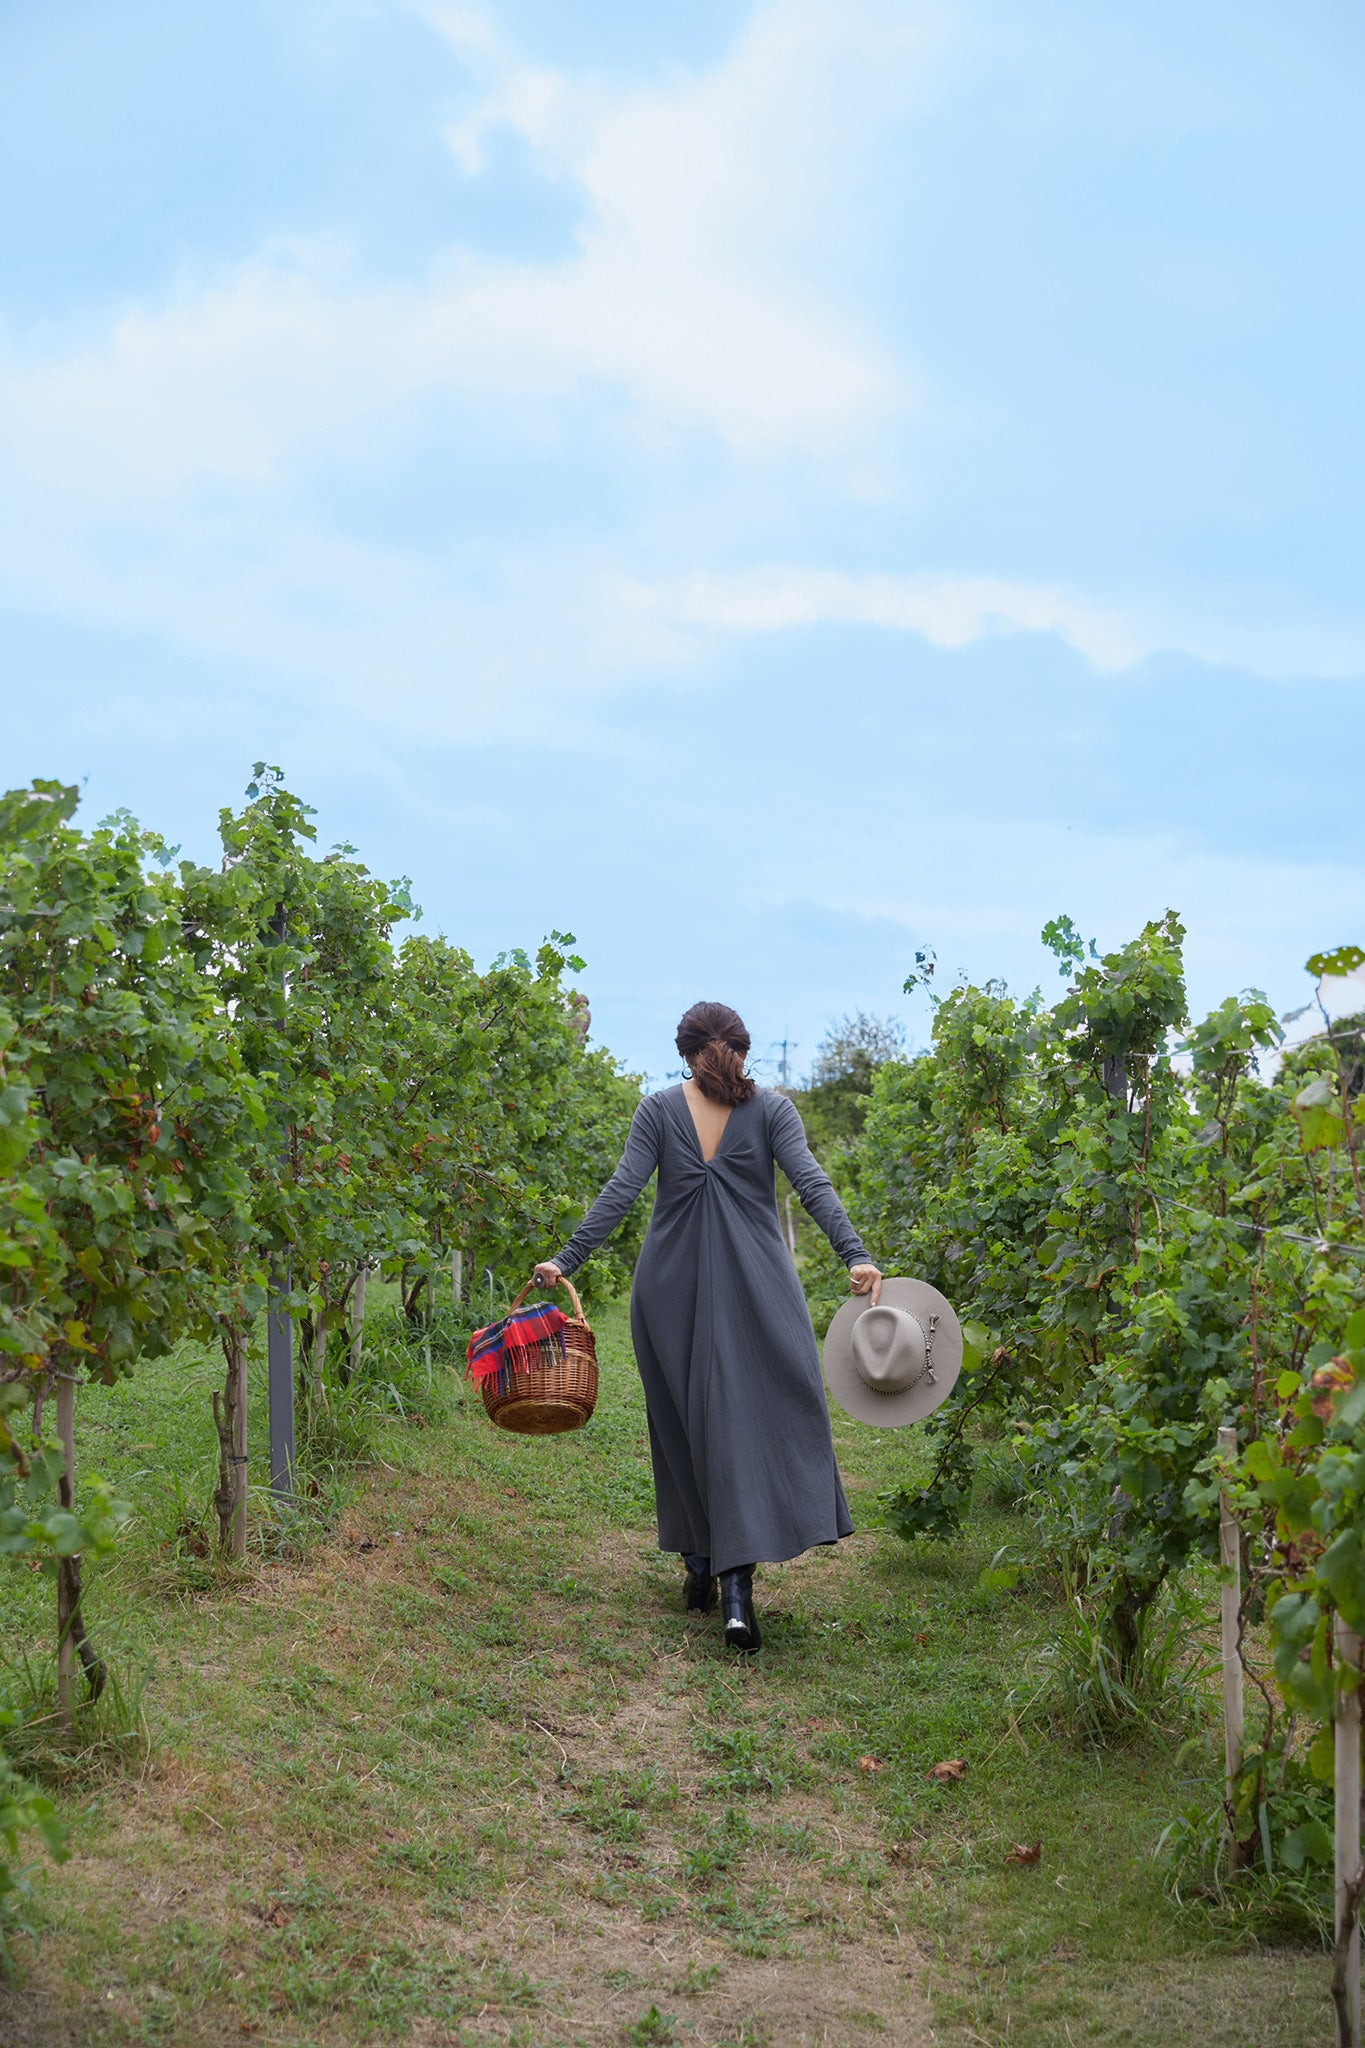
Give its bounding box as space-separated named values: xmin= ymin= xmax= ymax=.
xmin=0 ymin=1300 xmax=1333 ymax=2046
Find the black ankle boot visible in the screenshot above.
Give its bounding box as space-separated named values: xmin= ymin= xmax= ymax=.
xmin=683 ymin=1553 xmax=716 ymax=1612
xmin=719 ymin=1566 xmax=760 ymax=1652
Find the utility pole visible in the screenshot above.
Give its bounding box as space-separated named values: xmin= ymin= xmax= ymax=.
xmin=773 ymin=1033 xmax=798 ymax=1255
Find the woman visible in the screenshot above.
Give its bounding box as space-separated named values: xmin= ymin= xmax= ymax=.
xmin=534 ymin=1000 xmax=882 ymax=1652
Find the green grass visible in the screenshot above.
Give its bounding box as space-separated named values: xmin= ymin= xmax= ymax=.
xmin=0 ymin=1293 xmax=1334 ymax=2046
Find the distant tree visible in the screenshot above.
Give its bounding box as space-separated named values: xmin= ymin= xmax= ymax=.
xmin=1278 ymin=1010 xmax=1365 ymax=1102
xmin=794 ymin=1012 xmax=908 ymax=1153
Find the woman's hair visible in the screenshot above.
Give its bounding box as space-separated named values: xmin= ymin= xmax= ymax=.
xmin=676 ymin=1001 xmax=757 ymax=1107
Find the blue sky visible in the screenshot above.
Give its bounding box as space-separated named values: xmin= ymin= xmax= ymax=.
xmin=2 ymin=0 xmax=1362 ymax=1082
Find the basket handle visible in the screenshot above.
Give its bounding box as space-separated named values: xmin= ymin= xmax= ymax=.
xmin=513 ymin=1272 xmax=585 ymax=1322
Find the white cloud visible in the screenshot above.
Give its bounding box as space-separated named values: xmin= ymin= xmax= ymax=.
xmin=420 ymin=5 xmax=577 ymax=173
xmin=623 ymin=565 xmax=1365 ymax=680
xmin=422 ymin=0 xmax=943 ymax=452
xmin=0 ymin=0 xmax=927 ymax=516
xmin=633 ymin=566 xmax=1139 ymax=669
xmin=1 ymin=0 xmax=1361 ymax=710
xmin=0 ymin=515 xmax=680 ymax=739
xmin=0 ymin=1 xmax=945 ymax=721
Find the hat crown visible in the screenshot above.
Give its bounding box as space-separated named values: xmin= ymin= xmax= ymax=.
xmin=850 ymin=1304 xmax=927 ymax=1394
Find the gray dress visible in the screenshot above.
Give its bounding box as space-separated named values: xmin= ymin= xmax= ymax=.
xmin=553 ymin=1086 xmax=870 ymax=1575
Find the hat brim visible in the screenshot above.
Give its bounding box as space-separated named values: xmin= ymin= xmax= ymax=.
xmin=823 ymin=1278 xmax=963 ymax=1428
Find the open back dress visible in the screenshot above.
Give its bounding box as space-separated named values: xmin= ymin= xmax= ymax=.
xmin=552 ymin=1086 xmax=870 ymax=1576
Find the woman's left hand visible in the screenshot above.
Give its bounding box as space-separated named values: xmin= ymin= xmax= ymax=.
xmin=848 ymin=1263 xmax=883 ymax=1303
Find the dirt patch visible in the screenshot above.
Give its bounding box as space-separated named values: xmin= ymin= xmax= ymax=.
xmin=2 ymin=1473 xmax=934 ymax=2048
xmin=396 ymin=1523 xmax=932 ymax=2045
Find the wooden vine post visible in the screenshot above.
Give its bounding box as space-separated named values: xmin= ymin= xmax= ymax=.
xmin=1217 ymin=1423 xmax=1244 ymax=1826
xmin=266 ymin=914 xmax=296 ymax=1498
xmin=212 ymin=1327 xmax=249 ymax=1557
xmin=451 ymin=1246 xmax=463 ymax=1307
xmin=1334 ymin=1617 xmax=1364 ymax=2048
xmin=349 ymin=1262 xmax=368 ymax=1377
xmin=267 ymin=1273 xmax=296 ymax=1497
xmin=55 ymin=1372 xmax=77 ymax=1724
xmin=53 ymin=1371 xmax=105 ymax=1720
xmin=230 ymin=1330 xmax=248 ymax=1553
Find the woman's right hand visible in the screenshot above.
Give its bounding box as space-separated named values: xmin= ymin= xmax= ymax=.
xmin=848 ymin=1262 xmax=883 ymax=1303
xmin=532 ymin=1261 xmax=563 ymax=1288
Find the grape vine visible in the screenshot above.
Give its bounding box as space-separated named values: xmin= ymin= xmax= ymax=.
xmin=0 ymin=769 xmax=640 ymax=1958
xmin=797 ymin=918 xmax=1363 ymax=1922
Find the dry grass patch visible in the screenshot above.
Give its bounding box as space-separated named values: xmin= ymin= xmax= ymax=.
xmin=0 ymin=1312 xmax=1340 ymax=2046
xmin=1 ymin=1462 xmax=934 ymax=2048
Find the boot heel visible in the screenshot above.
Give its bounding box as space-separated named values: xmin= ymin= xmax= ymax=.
xmin=719 ymin=1567 xmax=761 ymax=1652
xmin=684 ymin=1553 xmax=716 ymax=1612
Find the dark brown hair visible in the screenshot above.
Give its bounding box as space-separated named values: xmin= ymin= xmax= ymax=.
xmin=676 ymin=1001 xmax=757 ymax=1107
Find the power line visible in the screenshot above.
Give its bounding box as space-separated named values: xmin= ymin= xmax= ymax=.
xmin=1165 ymin=1198 xmax=1365 ymax=1264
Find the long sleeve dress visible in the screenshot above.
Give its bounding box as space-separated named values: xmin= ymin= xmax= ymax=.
xmin=552 ymin=1086 xmax=870 ymax=1576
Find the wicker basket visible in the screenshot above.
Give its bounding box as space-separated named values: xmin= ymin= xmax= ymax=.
xmin=478 ymin=1276 xmax=598 ymax=1436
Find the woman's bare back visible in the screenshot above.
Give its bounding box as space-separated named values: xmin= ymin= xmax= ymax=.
xmin=681 ymin=1077 xmax=732 ymax=1161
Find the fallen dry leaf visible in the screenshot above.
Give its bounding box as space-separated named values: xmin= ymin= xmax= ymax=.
xmin=857 ymin=1755 xmax=883 ymax=1773
xmin=1005 ymin=1841 xmax=1042 ymax=1866
xmin=926 ymin=1758 xmax=967 ymax=1784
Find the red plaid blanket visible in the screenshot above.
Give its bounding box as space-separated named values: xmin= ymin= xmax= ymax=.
xmin=467 ymin=1302 xmax=568 ymax=1381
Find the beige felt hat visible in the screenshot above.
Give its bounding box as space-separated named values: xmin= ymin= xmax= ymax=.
xmin=823 ymin=1278 xmax=963 ymax=1428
